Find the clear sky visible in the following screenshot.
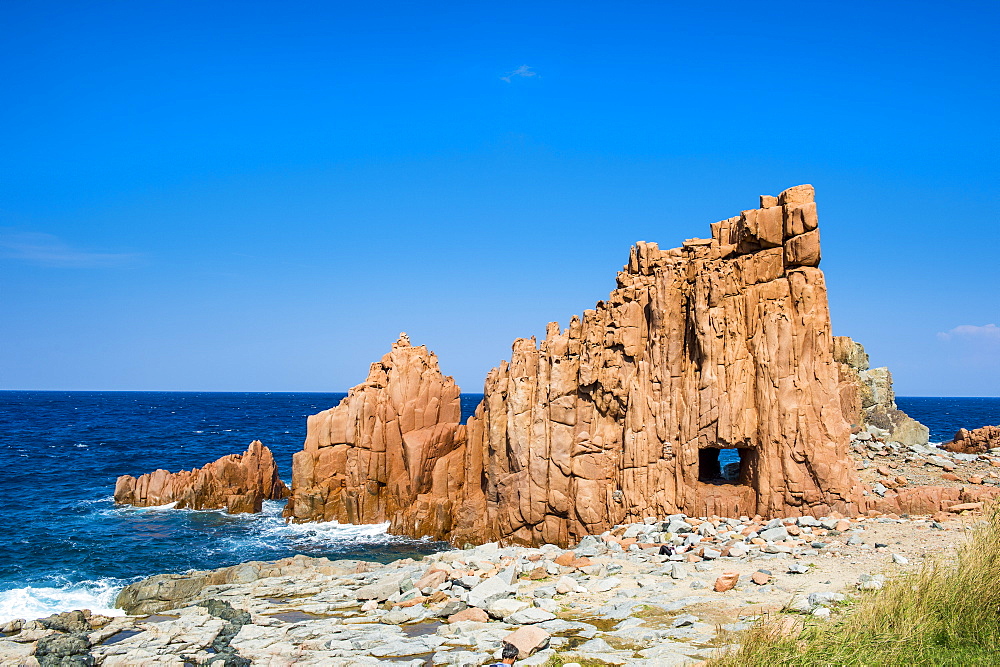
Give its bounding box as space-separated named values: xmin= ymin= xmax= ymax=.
xmin=1 ymin=1 xmax=997 ymax=396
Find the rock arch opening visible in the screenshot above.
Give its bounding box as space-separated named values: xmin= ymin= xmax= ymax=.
xmin=699 ymin=447 xmax=757 ymax=485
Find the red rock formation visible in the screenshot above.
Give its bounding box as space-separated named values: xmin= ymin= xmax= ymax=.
xmin=115 ymin=440 xmax=288 ymax=513
xmin=943 ymin=425 xmax=1000 ymax=454
xmin=283 ymin=334 xmax=468 ymax=536
xmin=287 ymin=185 xmax=872 ymax=546
xmin=868 ymin=484 xmax=1000 ymax=515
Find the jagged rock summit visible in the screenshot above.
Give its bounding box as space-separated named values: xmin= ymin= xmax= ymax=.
xmin=283 ymin=333 xmax=466 ymax=536
xmin=115 ymin=440 xmax=289 ymax=513
xmin=287 ymin=184 xmax=874 ymax=546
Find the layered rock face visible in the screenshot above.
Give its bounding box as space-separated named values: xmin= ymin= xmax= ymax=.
xmin=833 ymin=337 xmax=930 ymax=446
xmin=287 ymin=185 xmax=869 ymax=546
xmin=944 ymin=425 xmax=1000 ymax=454
xmin=283 ymin=334 xmax=468 ymax=537
xmin=115 ymin=440 xmax=288 ymax=513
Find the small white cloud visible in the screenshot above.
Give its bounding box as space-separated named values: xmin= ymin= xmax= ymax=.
xmin=937 ymin=324 xmax=1000 ymax=341
xmin=0 ymin=229 xmax=140 ymax=268
xmin=500 ymin=65 xmax=536 ymax=83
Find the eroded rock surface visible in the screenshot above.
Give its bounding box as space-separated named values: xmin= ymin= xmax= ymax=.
xmin=114 ymin=440 xmax=288 ymax=514
xmin=834 ymin=336 xmax=930 ymax=446
xmin=943 ymin=425 xmax=1000 ymax=455
xmin=283 ymin=334 xmax=466 ymax=534
xmin=287 ymin=185 xmax=870 ymax=546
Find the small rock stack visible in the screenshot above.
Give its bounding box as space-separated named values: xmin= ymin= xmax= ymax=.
xmin=114 ymin=440 xmax=288 ymax=513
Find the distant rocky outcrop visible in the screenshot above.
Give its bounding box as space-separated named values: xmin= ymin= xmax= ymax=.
xmin=115 ymin=440 xmax=288 ymax=513
xmin=286 ymin=185 xmax=870 ymax=546
xmin=943 ymin=425 xmax=1000 ymax=454
xmin=834 ymin=336 xmax=929 ymax=447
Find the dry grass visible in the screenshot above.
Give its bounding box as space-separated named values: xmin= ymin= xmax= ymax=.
xmin=709 ymin=506 xmax=1000 ymax=666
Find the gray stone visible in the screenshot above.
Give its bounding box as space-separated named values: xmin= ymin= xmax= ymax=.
xmin=486 ymin=598 xmax=529 ymax=620
xmin=808 ymin=591 xmax=845 ymax=607
xmin=506 ymin=608 xmax=556 ymax=624
xmin=576 ymin=637 xmax=616 ymax=653
xmin=533 ymin=598 xmax=560 ymax=613
xmin=727 ymin=543 xmax=750 ymax=558
xmin=666 ymin=520 xmax=693 ymax=534
xmin=759 ymin=526 xmax=789 ymax=542
xmin=588 ymin=577 xmax=621 ymax=593
xmin=356 ymin=573 xmax=406 ymax=601
xmin=671 ymin=614 xmax=698 ymax=628
xmin=555 ymin=576 xmax=578 ymax=594
xmin=35 ymin=633 xmax=92 ymax=664
xmin=467 ymin=572 xmax=517 ymax=609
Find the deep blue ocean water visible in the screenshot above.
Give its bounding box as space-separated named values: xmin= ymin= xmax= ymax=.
xmin=0 ymin=391 xmax=996 ymax=623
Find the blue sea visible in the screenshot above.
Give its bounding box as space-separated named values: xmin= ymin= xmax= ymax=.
xmin=0 ymin=391 xmax=996 ymax=624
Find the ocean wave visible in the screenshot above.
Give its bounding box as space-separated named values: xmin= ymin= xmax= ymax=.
xmin=214 ymin=501 xmax=434 ymax=554
xmin=0 ymin=579 xmax=127 ymax=625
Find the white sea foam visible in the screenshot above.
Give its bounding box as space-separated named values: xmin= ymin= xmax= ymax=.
xmin=218 ymin=501 xmax=426 ymax=553
xmin=0 ymin=579 xmax=127 ymax=624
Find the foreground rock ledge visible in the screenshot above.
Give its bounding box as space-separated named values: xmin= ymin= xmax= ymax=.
xmin=1 ymin=508 xmax=992 ymax=666
xmin=115 ymin=440 xmax=289 ymax=513
xmin=287 ymin=185 xmax=869 ymax=546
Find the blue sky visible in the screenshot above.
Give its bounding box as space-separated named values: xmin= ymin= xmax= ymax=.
xmin=1 ymin=0 xmax=997 ymax=396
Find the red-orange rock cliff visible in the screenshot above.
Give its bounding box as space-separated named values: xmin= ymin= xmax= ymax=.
xmin=286 ymin=185 xmax=872 ymax=546
xmin=115 ymin=440 xmax=288 ymax=513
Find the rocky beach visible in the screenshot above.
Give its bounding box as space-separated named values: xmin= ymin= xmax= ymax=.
xmin=1 ymin=493 xmax=992 ymax=666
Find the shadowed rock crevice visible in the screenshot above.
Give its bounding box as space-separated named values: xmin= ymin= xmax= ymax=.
xmin=196 ymin=599 xmax=251 ymax=667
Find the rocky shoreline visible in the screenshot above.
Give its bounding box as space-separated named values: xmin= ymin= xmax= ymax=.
xmin=1 ymin=501 xmax=988 ymax=667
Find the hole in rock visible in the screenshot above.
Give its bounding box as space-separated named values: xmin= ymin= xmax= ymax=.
xmin=698 ymin=447 xmax=755 ymax=485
